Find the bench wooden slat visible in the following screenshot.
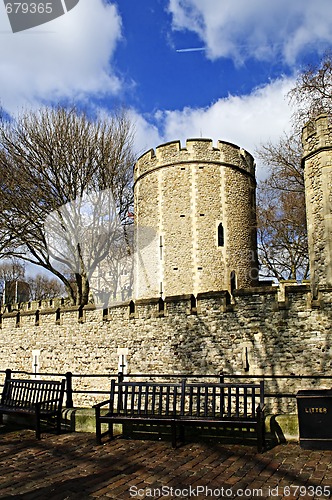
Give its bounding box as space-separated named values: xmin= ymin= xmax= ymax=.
xmin=226 ymin=386 xmax=231 ymax=417
xmin=243 ymin=387 xmax=248 ymax=418
xmin=251 ymin=387 xmax=256 ymax=417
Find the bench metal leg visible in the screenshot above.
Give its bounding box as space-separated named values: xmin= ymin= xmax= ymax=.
xmin=56 ymin=414 xmax=62 ymax=435
xmin=259 ymin=422 xmax=266 ymax=452
xmin=179 ymin=424 xmax=185 ymax=443
xmin=256 ymin=409 xmax=265 ymax=452
xmin=171 ymin=421 xmax=177 ymax=448
xmin=95 ymin=409 xmax=102 ymax=445
xmin=35 ymin=407 xmax=41 ymax=440
xmin=108 ymin=422 xmax=113 ymax=440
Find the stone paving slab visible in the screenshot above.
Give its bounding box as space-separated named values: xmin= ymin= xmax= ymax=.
xmin=0 ymin=429 xmax=331 ymax=499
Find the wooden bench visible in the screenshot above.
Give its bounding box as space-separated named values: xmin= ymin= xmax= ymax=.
xmin=0 ymin=377 xmax=66 ymax=439
xmin=93 ymin=379 xmax=265 ymax=451
xmin=94 ymin=381 xmax=181 ymax=447
xmin=177 ymin=381 xmax=265 ymax=452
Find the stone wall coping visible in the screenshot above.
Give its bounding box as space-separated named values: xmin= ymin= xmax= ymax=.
xmin=108 ymin=300 xmax=132 ymax=310
xmin=196 ymin=290 xmax=230 ymax=300
xmin=164 ymin=294 xmax=193 ymax=303
xmin=135 ymin=297 xmax=162 ymax=306
xmin=59 ymin=305 xmax=83 ymax=313
xmin=15 ymin=309 xmax=37 ymax=317
xmin=1 ymin=311 xmax=20 ymax=319
xmin=283 ymin=284 xmax=311 ymax=293
xmin=234 ymin=286 xmax=277 ymax=296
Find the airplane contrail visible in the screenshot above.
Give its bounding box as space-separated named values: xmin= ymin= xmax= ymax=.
xmin=176 ymin=47 xmax=206 ymax=53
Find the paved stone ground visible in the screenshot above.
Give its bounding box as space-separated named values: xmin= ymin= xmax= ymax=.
xmin=0 ymin=428 xmax=331 ymax=500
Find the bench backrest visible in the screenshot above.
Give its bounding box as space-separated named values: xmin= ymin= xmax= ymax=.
xmin=180 ymin=381 xmax=264 ymax=419
xmin=111 ymin=380 xmax=182 ymax=416
xmin=1 ymin=379 xmax=66 ymax=412
xmin=110 ymin=379 xmax=264 ymax=419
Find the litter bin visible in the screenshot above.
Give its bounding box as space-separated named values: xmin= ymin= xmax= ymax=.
xmin=296 ymin=389 xmax=332 ymax=449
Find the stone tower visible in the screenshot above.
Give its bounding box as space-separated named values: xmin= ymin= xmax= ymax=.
xmin=302 ymin=114 xmax=332 ymax=294
xmin=133 ymin=139 xmax=258 ymax=299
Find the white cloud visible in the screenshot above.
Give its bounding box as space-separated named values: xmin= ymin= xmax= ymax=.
xmin=129 ymin=110 xmax=164 ymax=158
xmin=0 ymin=0 xmax=122 ymax=113
xmin=135 ymin=77 xmax=295 ymax=179
xmin=168 ymin=0 xmax=332 ymax=65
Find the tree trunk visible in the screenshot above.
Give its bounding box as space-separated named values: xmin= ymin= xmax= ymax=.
xmin=75 ymin=272 xmax=90 ymax=306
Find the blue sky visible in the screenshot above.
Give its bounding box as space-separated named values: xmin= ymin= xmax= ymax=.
xmin=1 ymin=0 xmax=332 ymax=177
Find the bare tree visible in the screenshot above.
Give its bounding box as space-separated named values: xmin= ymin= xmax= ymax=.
xmin=0 ymin=259 xmax=25 ymax=282
xmin=257 ymin=189 xmax=309 ymax=281
xmin=256 ymin=133 xmax=309 ymax=281
xmin=289 ymin=51 xmax=332 ymax=126
xmin=0 ymin=259 xmax=25 ymax=303
xmin=0 ymin=106 xmax=135 ymax=305
xmin=27 ymin=274 xmax=65 ymax=301
xmin=256 ymin=51 xmax=332 ymax=282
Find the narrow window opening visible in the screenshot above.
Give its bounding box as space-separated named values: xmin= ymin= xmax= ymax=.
xmin=242 ymin=345 xmax=249 ymax=372
xmin=117 ymin=348 xmax=128 ymax=375
xmin=230 ymin=271 xmax=237 ymax=294
xmin=159 ymin=235 xmax=163 ymax=260
xmin=158 ymin=297 xmax=165 ymax=315
xmin=129 ymin=300 xmax=135 ymax=317
xmin=218 ymin=223 xmax=224 ymax=247
xmin=190 ymin=295 xmax=197 ymax=315
xmin=16 ymin=312 xmax=20 ymax=328
xmin=32 ymin=350 xmax=40 ymax=380
xmin=35 ymin=310 xmax=40 ymax=326
xmin=55 ymin=308 xmax=61 ymax=324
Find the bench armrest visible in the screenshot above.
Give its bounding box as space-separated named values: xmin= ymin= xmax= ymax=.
xmin=93 ymin=399 xmax=111 ymax=409
xmin=256 ymin=404 xmax=266 ymax=415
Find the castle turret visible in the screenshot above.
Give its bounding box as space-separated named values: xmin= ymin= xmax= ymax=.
xmin=302 ymin=114 xmax=332 ymax=294
xmin=133 ymin=139 xmax=258 ymax=299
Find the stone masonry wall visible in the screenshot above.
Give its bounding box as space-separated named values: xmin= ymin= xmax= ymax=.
xmin=0 ymin=284 xmax=331 ymax=412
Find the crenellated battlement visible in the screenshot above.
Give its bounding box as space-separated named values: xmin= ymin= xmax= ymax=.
xmin=134 ymin=138 xmax=255 ymax=182
xmin=0 ymin=282 xmax=326 ymax=328
xmin=1 ymin=297 xmax=70 ymax=314
xmin=302 ymin=114 xmax=332 ymax=157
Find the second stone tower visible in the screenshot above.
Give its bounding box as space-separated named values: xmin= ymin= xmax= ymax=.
xmin=134 ymin=138 xmax=258 ymax=299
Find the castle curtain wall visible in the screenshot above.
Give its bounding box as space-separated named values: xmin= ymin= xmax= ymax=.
xmin=0 ymin=285 xmax=331 ymax=410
